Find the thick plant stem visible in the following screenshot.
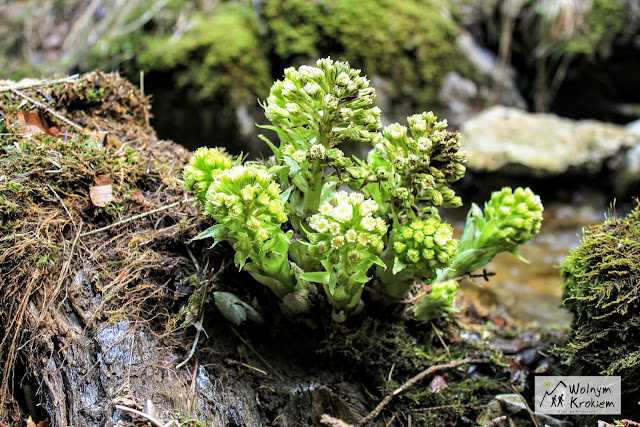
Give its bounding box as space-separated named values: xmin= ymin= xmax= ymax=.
xmin=301 ymin=164 xmax=324 ymax=219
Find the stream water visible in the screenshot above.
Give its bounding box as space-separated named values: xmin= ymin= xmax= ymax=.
xmin=451 ymin=189 xmax=611 ymax=327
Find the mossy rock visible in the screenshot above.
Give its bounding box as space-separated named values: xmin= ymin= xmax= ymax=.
xmin=264 ymin=0 xmax=474 ymax=108
xmin=559 ymin=201 xmax=640 ymax=393
xmin=90 ymin=2 xmax=272 ymax=104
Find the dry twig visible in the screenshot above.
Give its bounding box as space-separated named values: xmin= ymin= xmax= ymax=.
xmin=482 ymin=415 xmax=507 ymax=427
xmin=505 ymin=382 xmax=539 ymax=427
xmin=231 ymin=327 xmax=285 ymax=381
xmin=10 ymin=89 xmax=83 ymax=130
xmin=81 ymin=197 xmax=195 ymax=237
xmin=0 ymin=75 xmax=80 ymax=93
xmin=356 ymin=358 xmax=490 ymax=426
xmin=115 ymin=404 xmax=180 ymax=427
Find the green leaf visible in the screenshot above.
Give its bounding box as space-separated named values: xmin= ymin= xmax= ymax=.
xmin=298 ymin=271 xmax=332 ymax=285
xmin=279 ymin=185 xmax=294 ymax=203
xmin=214 ymin=291 xmax=247 ymax=325
xmin=245 ymin=267 xmax=291 ymax=298
xmin=194 ymin=224 xmax=226 ymax=247
xmin=350 ymin=271 xmax=371 ymax=283
xmin=393 ymin=256 xmax=407 ymax=275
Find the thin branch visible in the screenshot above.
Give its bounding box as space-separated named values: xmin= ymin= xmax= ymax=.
xmin=80 ymin=197 xmax=195 ymax=237
xmin=411 ymin=403 xmax=486 ymax=413
xmin=231 ymin=327 xmax=285 ymax=381
xmin=482 ymin=415 xmax=508 ymax=427
xmin=320 ymin=414 xmax=354 ymax=427
xmin=0 ymin=75 xmax=80 ymax=93
xmin=10 ymin=89 xmax=83 ymax=130
xmin=506 ymin=382 xmax=539 ymax=427
xmin=176 ymin=310 xmax=204 ymax=369
xmin=115 ymin=404 xmax=179 ymax=427
xmin=356 ymin=358 xmax=490 ymax=426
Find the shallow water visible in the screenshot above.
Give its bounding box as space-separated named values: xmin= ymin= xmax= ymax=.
xmin=451 ymin=196 xmax=609 ymax=327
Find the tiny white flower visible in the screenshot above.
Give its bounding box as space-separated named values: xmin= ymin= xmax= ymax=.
xmin=348 ymin=192 xmax=364 ymax=205
xmin=331 ymin=236 xmax=345 ymax=249
xmin=361 ymin=216 xmax=376 ymax=231
xmin=256 ymin=228 xmax=268 ymax=241
xmin=345 ymin=229 xmax=358 ymax=243
xmin=336 ymin=72 xmax=351 ymax=86
xmin=331 ymin=203 xmax=353 ymax=223
xmin=314 ymin=217 xmax=329 ymax=233
xmin=309 ymin=144 xmax=326 ymax=159
xmin=434 ymin=226 xmax=453 ymax=247
xmin=241 ymin=185 xmax=254 ymax=200
xmin=319 ymin=202 xmax=333 ymax=215
xmin=329 ymin=222 xmax=341 ymax=235
xmin=292 ymin=150 xmax=307 ymax=163
xmin=357 ymin=233 xmax=371 ymax=246
xmin=324 ymin=94 xmax=338 ymax=108
xmin=359 ymin=199 xmax=378 ymax=216
xmin=388 ymin=124 xmax=407 ymax=140
xmin=302 ymin=82 xmax=321 ymax=96
xmin=335 ymin=191 xmax=350 ymax=205
xmin=285 ymin=102 xmax=299 ymax=114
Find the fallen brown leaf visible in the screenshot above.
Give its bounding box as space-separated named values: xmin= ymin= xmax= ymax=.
xmin=89 ymin=185 xmax=113 ymax=207
xmin=17 ymin=111 xmax=50 ymax=135
xmin=95 ymin=174 xmax=113 ymax=186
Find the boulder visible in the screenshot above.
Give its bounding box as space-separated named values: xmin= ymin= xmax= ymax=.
xmin=460 ymin=106 xmax=640 ymax=178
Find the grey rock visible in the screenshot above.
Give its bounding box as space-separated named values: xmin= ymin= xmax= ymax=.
xmin=477 ymin=394 xmax=573 ymax=427
xmin=461 ymin=106 xmax=640 ymax=177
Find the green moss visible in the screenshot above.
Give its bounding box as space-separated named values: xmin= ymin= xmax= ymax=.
xmin=264 ymin=0 xmax=474 ymax=108
xmin=567 ymin=0 xmax=629 ymax=54
xmin=91 ymin=3 xmax=271 ymax=105
xmin=558 ymin=201 xmax=640 ymax=392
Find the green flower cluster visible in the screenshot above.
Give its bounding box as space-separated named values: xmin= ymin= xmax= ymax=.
xmin=376 ymin=216 xmax=458 ymax=300
xmin=184 ymin=58 xmax=545 ymax=325
xmin=204 ymin=165 xmax=288 ymax=246
xmin=183 ymin=147 xmax=235 ymax=203
xmin=193 ymin=163 xmax=297 ymax=299
xmin=360 ymin=111 xmax=466 ymax=214
xmin=413 ymin=280 xmax=459 ymax=322
xmin=435 ymin=186 xmax=543 ymax=284
xmin=483 ymin=187 xmax=543 ymax=246
xmin=264 ymin=57 xmax=381 ymax=148
xmin=301 ymin=191 xmax=387 ymax=314
xmin=393 ymin=218 xmax=458 ymax=277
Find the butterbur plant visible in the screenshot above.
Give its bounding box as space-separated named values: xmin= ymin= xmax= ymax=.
xmin=184 ymin=57 xmax=544 ymax=324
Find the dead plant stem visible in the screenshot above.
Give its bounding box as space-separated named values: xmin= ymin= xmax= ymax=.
xmin=0 ymin=75 xmax=80 ymax=93
xmin=81 ymin=197 xmax=196 ymax=237
xmin=10 ymin=89 xmax=83 ymax=130
xmin=356 ymin=358 xmax=490 ymax=426
xmin=115 ymin=404 xmax=180 ymax=427
xmin=231 ymin=327 xmax=285 ymax=381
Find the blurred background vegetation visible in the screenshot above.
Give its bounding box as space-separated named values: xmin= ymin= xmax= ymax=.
xmin=1 ymin=0 xmax=638 ymax=155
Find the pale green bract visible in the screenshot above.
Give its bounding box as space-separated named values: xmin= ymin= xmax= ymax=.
xmin=183 ymin=57 xmax=544 ymax=324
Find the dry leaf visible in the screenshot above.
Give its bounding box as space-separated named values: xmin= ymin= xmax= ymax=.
xmin=89 ymin=185 xmax=113 ymax=207
xmin=25 ymin=416 xmax=36 ymax=427
xmin=17 ymin=111 xmax=50 ymax=134
xmin=37 ymin=420 xmax=50 ymax=427
xmin=95 ymin=174 xmax=113 ymax=186
xmin=112 ymin=396 xmax=139 ymax=407
xmin=428 ymin=375 xmax=448 ymax=393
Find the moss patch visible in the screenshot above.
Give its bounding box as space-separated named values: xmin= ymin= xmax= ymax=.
xmin=264 ymin=0 xmax=474 ymax=108
xmin=558 ymin=201 xmax=640 ymax=395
